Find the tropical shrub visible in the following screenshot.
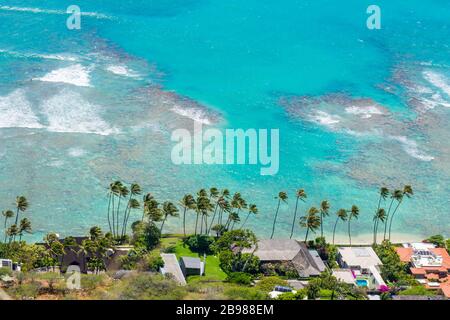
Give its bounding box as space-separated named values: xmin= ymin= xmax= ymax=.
xmin=131 ymin=221 xmax=161 ymax=250
xmin=226 ymin=272 xmax=252 ymax=285
xmin=255 ymin=276 xmax=288 ymax=292
xmin=425 ymin=235 xmax=446 ymax=248
xmin=117 ymin=274 xmax=187 ymax=300
xmin=277 ymin=290 xmax=306 ymax=300
xmin=0 ymin=267 xmax=12 ymax=277
xmin=374 ymin=241 xmax=415 ymax=284
xmin=184 ymin=235 xmax=214 ymax=254
xmin=144 ymin=252 xmax=165 ymax=272
xmin=224 ymin=287 xmax=267 ymax=300
xmin=398 ymin=286 xmax=436 ymax=296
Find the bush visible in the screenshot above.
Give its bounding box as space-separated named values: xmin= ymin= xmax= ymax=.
xmin=118 ymin=274 xmax=187 ymax=300
xmin=81 ymin=274 xmax=108 ymax=292
xmin=184 ymin=235 xmax=214 ymax=254
xmin=0 ymin=267 xmax=13 ymax=277
xmin=145 ymin=252 xmax=165 ymax=272
xmin=9 ymin=282 xmax=41 ymax=299
xmin=226 ymin=272 xmax=252 ymax=285
xmin=255 ymin=276 xmax=288 ymax=292
xmin=425 ymin=235 xmax=446 ymax=248
xmin=277 ymin=290 xmax=306 ymax=300
xmin=399 ymin=286 xmax=436 ymax=296
xmin=224 ymin=287 xmax=267 ymax=300
xmin=132 ymin=221 xmax=161 ymax=250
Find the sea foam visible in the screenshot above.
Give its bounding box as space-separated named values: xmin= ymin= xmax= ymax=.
xmin=41 ymin=89 xmax=118 ymax=136
xmin=423 ymin=71 xmax=450 ymax=98
xmin=0 ymin=89 xmax=43 ymax=129
xmin=0 ymin=5 xmax=112 ymax=19
xmin=106 ymin=65 xmax=140 ymax=78
xmin=35 ymin=64 xmax=92 ymax=87
xmin=171 ymin=105 xmax=214 ymax=125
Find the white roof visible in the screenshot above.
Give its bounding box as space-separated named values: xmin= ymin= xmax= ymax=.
xmin=160 ymin=254 xmax=186 ymax=286
xmin=332 ymin=269 xmax=355 ymax=284
xmin=338 ymin=247 xmax=382 ymax=269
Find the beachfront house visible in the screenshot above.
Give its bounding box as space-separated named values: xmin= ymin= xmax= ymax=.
xmin=179 ymin=256 xmax=204 ymax=277
xmin=241 ymin=239 xmax=326 ymax=278
xmin=396 ymin=242 xmax=450 ymax=298
xmin=337 ymin=246 xmax=386 ymax=290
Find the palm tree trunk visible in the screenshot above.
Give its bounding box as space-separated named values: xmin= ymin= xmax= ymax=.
xmin=116 ymin=196 xmax=122 ymax=238
xmin=195 ymin=212 xmax=199 ymax=235
xmin=332 ymin=217 xmax=339 ymax=245
xmin=320 ymin=213 xmax=324 ymax=238
xmin=384 ymin=198 xmax=395 ymax=240
xmin=270 ymin=200 xmax=281 ymax=239
xmin=112 ymin=195 xmax=116 ymax=237
xmin=374 ymin=220 xmax=380 ymax=245
xmin=183 ymin=208 xmax=187 ymax=237
xmin=304 ymin=228 xmax=310 ymax=242
xmin=290 ymin=197 xmax=300 ymax=239
xmin=207 ymin=203 xmax=219 ymax=235
xmin=14 ymin=208 xmax=19 ymax=226
xmin=388 ymin=199 xmax=403 ymax=241
xmin=160 ymin=216 xmax=167 ymax=233
xmin=348 ymin=218 xmax=352 ymax=246
xmin=373 ymin=219 xmax=377 ymax=245
xmin=107 ymin=193 xmax=113 ymax=234
xmin=241 ymin=213 xmax=251 ymax=229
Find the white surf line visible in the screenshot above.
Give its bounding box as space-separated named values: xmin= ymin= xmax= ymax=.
xmin=0 ymin=5 xmax=114 ymax=20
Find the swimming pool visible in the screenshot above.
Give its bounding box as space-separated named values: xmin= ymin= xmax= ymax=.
xmin=356 ymin=279 xmax=369 ymax=287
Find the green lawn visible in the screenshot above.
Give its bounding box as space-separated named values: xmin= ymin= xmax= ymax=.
xmin=159 ymin=236 xmax=227 ymax=282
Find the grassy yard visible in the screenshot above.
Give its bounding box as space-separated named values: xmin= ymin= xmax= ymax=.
xmin=159 ymin=235 xmax=227 ymax=282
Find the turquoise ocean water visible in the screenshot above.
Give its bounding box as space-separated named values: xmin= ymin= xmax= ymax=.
xmin=0 ymin=0 xmax=449 ymax=242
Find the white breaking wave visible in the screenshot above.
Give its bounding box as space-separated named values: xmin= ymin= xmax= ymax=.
xmin=171 ymin=105 xmax=214 ymax=125
xmin=0 ymin=5 xmax=112 ymax=19
xmin=106 ymin=65 xmax=140 ymax=78
xmin=0 ymin=49 xmax=78 ymax=62
xmin=309 ymin=110 xmax=341 ymax=127
xmin=68 ymin=147 xmax=87 ymax=157
xmin=423 ymin=70 xmax=450 ymax=98
xmin=0 ymin=89 xmax=43 ymax=129
xmin=345 ymin=105 xmax=384 ymax=118
xmin=41 ymin=89 xmax=118 ymax=135
xmin=34 ymin=64 xmax=92 ymax=87
xmin=389 ymin=135 xmax=434 ymax=162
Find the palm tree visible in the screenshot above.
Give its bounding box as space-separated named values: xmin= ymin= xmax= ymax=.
xmin=241 ymin=204 xmax=258 ymax=229
xmin=218 ymin=189 xmax=230 ymax=224
xmin=270 ymin=191 xmax=288 ymax=239
xmin=122 ymin=198 xmax=140 ymax=237
xmin=142 ymin=193 xmax=154 ymax=221
xmin=373 ymin=208 xmax=386 ymax=245
xmin=14 ymin=196 xmax=28 ymax=226
xmin=2 ymin=210 xmax=14 ymax=243
xmin=7 ymin=224 xmax=18 ymax=244
xmin=227 ymin=212 xmax=241 ymax=230
xmin=384 ymin=189 xmax=402 ymax=241
xmin=180 ymin=194 xmax=196 ymax=236
xmin=194 ymin=190 xmax=208 ymax=235
xmin=348 ymin=205 xmax=360 ymax=245
xmin=18 ymin=218 xmax=32 ymax=242
xmin=388 ymin=185 xmax=413 ymax=241
xmin=319 ymin=200 xmax=330 ymax=238
xmin=109 ymin=181 xmax=122 ymax=236
xmin=121 ymin=183 xmax=141 ymax=237
xmin=377 ymin=187 xmax=389 ymax=212
xmin=332 ymin=209 xmax=348 ymax=245
xmin=89 ymin=226 xmax=103 ymax=240
xmin=290 ymin=189 xmax=307 ymax=239
xmin=116 ymin=184 xmax=129 ymax=237
xmin=160 ymin=201 xmax=179 ymax=233
xmin=299 ymin=207 xmax=321 ymax=242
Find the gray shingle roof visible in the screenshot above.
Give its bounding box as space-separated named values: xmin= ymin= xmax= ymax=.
xmin=180 ymin=256 xmax=201 ymax=269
